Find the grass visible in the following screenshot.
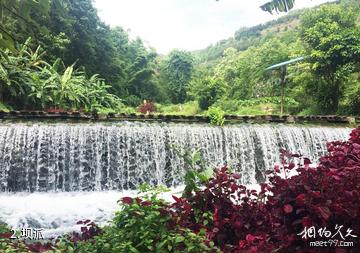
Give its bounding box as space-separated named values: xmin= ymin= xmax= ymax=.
xmin=235 ymin=103 xmax=278 ymax=115
xmin=156 ymin=101 xmax=201 ymax=116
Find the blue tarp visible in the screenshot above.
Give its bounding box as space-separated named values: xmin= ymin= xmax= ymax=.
xmin=266 ymin=56 xmax=305 ymax=70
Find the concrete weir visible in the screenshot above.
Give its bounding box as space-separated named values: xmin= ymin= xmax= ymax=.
xmin=0 ymin=110 xmax=358 ymax=125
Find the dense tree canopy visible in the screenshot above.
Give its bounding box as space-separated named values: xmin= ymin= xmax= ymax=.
xmin=160 ymin=50 xmax=194 ymax=104
xmin=0 ymin=0 xmax=359 ymax=116
xmin=300 ymin=4 xmax=360 ymax=113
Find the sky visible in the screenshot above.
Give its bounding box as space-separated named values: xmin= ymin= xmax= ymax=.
xmin=93 ymin=0 xmax=335 ymax=54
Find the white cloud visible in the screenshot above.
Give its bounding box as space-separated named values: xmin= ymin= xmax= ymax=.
xmin=93 ymin=0 xmax=336 ymax=54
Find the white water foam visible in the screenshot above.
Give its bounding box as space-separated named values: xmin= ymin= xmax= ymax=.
xmin=0 ymin=188 xmax=183 ymax=238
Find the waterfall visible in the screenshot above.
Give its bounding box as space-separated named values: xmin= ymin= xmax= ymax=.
xmin=0 ymin=122 xmax=351 ymax=192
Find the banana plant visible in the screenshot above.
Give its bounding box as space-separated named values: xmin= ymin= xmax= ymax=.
xmin=0 ymin=40 xmax=37 ymax=104
xmin=83 ymin=74 xmax=122 ymax=111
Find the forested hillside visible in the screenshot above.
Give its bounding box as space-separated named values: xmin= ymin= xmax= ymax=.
xmin=190 ymin=0 xmax=360 ymax=116
xmin=0 ymin=0 xmax=359 ymax=117
xmin=193 ymin=8 xmax=303 ymax=65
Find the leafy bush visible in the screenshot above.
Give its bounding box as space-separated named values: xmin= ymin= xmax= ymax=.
xmin=206 ymin=107 xmax=225 ymax=126
xmin=196 ymin=78 xmax=224 ymax=110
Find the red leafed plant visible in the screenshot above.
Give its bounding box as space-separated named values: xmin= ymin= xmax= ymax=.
xmin=69 ymin=219 xmax=103 ymax=243
xmin=167 ymin=126 xmax=360 ymax=252
xmin=137 ymin=100 xmax=156 ymax=114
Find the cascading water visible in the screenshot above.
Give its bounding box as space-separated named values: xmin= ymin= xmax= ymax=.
xmin=0 ymin=122 xmax=352 ymax=237
xmin=0 ymin=122 xmax=351 ymax=192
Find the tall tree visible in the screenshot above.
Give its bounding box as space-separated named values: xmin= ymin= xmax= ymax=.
xmin=300 ymin=4 xmax=360 ymax=113
xmin=160 ymin=50 xmax=194 ymax=104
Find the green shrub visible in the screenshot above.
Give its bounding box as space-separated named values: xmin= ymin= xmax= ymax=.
xmin=57 ymin=185 xmax=215 ymax=253
xmin=206 ymin=107 xmax=225 ymax=126
xmin=0 ymin=224 xmax=32 ymax=253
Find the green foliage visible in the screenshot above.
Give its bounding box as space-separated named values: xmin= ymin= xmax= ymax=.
xmin=122 ymin=95 xmax=142 ymax=107
xmin=0 ymin=39 xmax=123 ymax=111
xmin=342 ymin=73 xmax=360 ymax=115
xmin=193 ymin=77 xmax=225 ymax=110
xmin=1 ymin=0 xmax=359 ymax=117
xmin=171 ymin=146 xmax=213 ymax=197
xmin=212 ymin=97 xmax=299 ymax=115
xmin=206 ymin=107 xmax=225 ymax=126
xmin=1 ymin=0 xmax=163 ymax=105
xmin=0 ymin=101 xmax=10 ymax=112
xmin=210 ymin=39 xmax=290 ymax=102
xmin=0 ymin=223 xmax=32 ymax=253
xmin=299 ymin=4 xmax=360 ymax=113
xmin=0 ymin=38 xmax=42 ymax=107
xmin=194 ymin=8 xmax=303 ymax=64
xmin=58 ymin=185 xmax=214 ymax=253
xmin=191 ymin=1 xmax=360 ymax=117
xmin=160 ymin=50 xmax=194 ymax=104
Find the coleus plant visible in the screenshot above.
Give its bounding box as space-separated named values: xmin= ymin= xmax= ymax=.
xmin=172 ymin=126 xmax=360 ymax=252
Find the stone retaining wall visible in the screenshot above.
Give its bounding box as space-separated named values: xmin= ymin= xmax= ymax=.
xmin=0 ymin=111 xmax=358 ymax=125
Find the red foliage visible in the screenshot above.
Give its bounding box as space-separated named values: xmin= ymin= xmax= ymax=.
xmin=137 ymin=100 xmax=156 ymax=114
xmin=165 ymin=126 xmax=360 ymax=252
xmin=122 ymin=197 xmax=133 ymax=204
xmin=26 ymin=242 xmax=55 ymax=253
xmin=69 ymin=219 xmax=103 ymax=243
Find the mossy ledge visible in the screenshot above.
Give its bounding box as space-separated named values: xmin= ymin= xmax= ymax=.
xmin=0 ymin=110 xmax=358 ymax=126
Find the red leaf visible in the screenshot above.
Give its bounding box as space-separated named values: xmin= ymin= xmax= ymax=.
xmin=304 ymin=158 xmax=311 ymax=165
xmin=122 ymin=197 xmax=133 ymax=204
xmin=141 ymin=201 xmax=152 ymax=206
xmin=0 ymin=233 xmax=12 ymax=239
xmin=296 ymin=193 xmax=306 ymax=205
xmin=172 ymin=195 xmax=181 ymax=203
xmin=232 ymin=173 xmax=241 ymax=179
xmin=246 ymin=234 xmax=255 ymax=242
xmin=283 ymin=204 xmax=293 ymax=214
xmin=274 ymin=165 xmax=280 ymax=173
xmin=317 ymin=206 xmax=331 ymax=220
xmin=288 ymin=163 xmax=295 ymax=170
xmin=301 ymin=217 xmax=313 ymax=227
